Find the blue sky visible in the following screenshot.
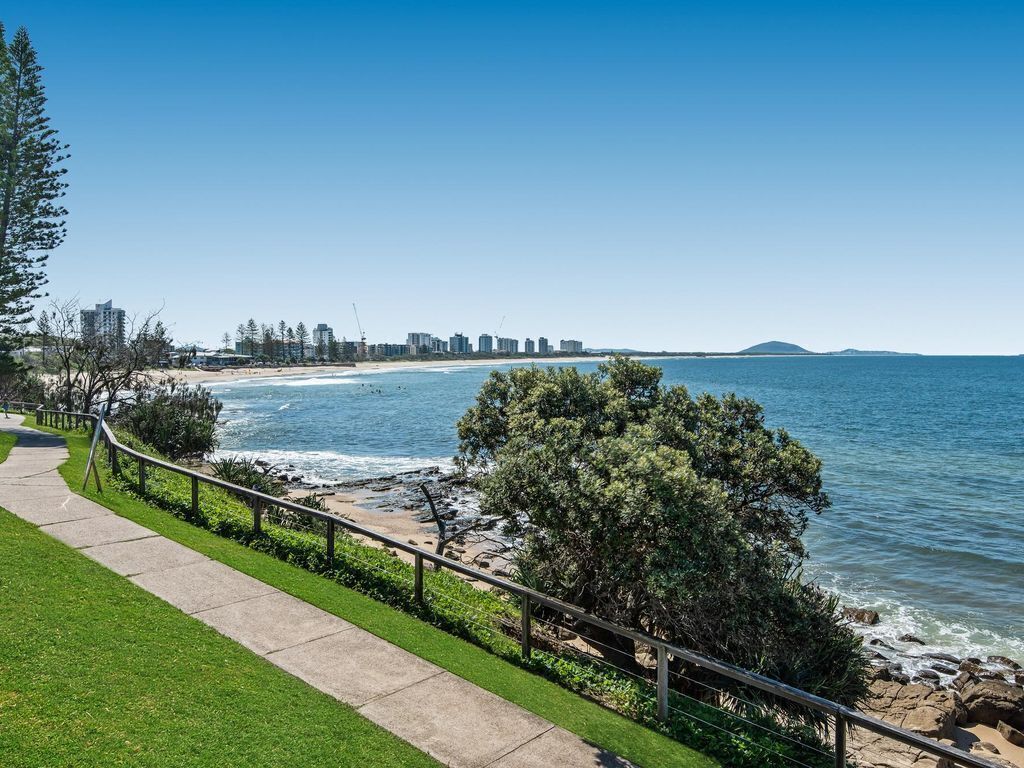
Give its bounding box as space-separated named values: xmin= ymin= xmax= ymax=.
xmin=9 ymin=1 xmax=1023 ymax=353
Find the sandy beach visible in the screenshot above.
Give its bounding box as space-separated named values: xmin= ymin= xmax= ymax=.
xmin=162 ymin=355 xmax=606 ymax=387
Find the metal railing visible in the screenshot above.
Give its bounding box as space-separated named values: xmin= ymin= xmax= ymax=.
xmin=29 ymin=405 xmax=1000 ymax=768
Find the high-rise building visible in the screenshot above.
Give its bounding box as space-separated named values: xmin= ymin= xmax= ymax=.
xmin=407 ymin=332 xmax=433 ymax=353
xmin=559 ymin=339 xmax=584 ymax=353
xmin=538 ymin=336 xmax=550 ymax=354
xmin=431 ymin=337 xmax=449 ymax=353
xmin=312 ymin=323 xmax=334 ymax=349
xmin=524 ymin=338 xmax=535 ymax=354
xmin=478 ymin=334 xmax=493 ymax=354
xmin=81 ymin=300 xmax=126 ymax=347
xmin=449 ymin=333 xmax=471 ymax=354
xmin=368 ymin=343 xmax=411 ymax=357
xmin=497 ymin=337 xmax=519 ymax=354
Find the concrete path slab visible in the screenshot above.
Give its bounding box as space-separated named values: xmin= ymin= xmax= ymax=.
xmin=193 ymin=591 xmax=353 ymax=655
xmin=82 ymin=535 xmax=208 ymax=577
xmin=8 ymin=492 xmax=111 ymax=526
xmin=42 ymin=514 xmax=158 ymax=549
xmin=131 ymin=559 xmax=278 ymax=615
xmin=359 ymin=672 xmax=554 ymax=768
xmin=268 ymin=626 xmax=443 ymax=705
xmin=490 ymin=726 xmax=636 ymax=768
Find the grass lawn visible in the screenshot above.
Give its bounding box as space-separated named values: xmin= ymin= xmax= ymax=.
xmin=0 ymin=429 xmax=15 ymax=462
xmin=0 ymin=509 xmax=440 ymax=768
xmin=33 ymin=424 xmax=718 ymax=768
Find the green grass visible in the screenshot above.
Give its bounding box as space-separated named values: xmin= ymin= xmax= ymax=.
xmin=0 ymin=430 xmax=14 ymax=463
xmin=34 ymin=424 xmax=718 ymax=768
xmin=0 ymin=509 xmax=440 ymax=768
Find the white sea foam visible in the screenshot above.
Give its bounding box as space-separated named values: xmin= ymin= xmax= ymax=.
xmin=211 ymin=448 xmax=455 ymax=485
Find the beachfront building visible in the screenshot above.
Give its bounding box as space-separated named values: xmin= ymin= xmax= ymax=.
xmin=560 ymin=339 xmax=584 ymax=353
xmin=312 ymin=323 xmax=334 ymax=349
xmin=449 ymin=333 xmax=471 ymax=354
xmin=538 ymin=336 xmax=550 ymax=354
xmin=431 ymin=337 xmax=449 ymax=354
xmin=369 ymin=343 xmax=411 ymax=357
xmin=497 ymin=337 xmax=519 ymax=354
xmin=407 ymin=332 xmax=433 ymax=354
xmin=478 ymin=334 xmax=493 ymax=353
xmin=81 ymin=300 xmax=126 ymax=347
xmin=524 ymin=338 xmax=536 ymax=354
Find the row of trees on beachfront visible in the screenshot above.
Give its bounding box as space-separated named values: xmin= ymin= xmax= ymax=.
xmin=225 ymin=318 xmax=355 ymax=363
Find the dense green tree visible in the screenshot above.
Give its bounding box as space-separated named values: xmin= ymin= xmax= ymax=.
xmin=0 ymin=25 xmax=68 ymax=351
xmin=277 ymin=320 xmax=287 ymax=361
xmin=457 ymin=356 xmax=867 ymax=712
xmin=295 ymin=321 xmax=309 ymax=361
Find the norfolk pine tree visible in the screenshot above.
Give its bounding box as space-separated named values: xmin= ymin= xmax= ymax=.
xmin=0 ymin=25 xmax=68 ymax=353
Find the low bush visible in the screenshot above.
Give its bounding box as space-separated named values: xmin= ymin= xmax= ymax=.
xmin=210 ymin=455 xmax=286 ymax=498
xmin=114 ymin=380 xmax=221 ymax=459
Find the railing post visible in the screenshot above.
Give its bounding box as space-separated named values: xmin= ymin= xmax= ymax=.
xmin=191 ymin=475 xmax=199 ymax=518
xmin=520 ymin=596 xmax=532 ymax=659
xmin=657 ymin=645 xmax=669 ymax=721
xmin=252 ymin=497 xmax=262 ymax=535
xmin=414 ymin=552 xmax=423 ymax=602
xmin=327 ymin=519 xmax=335 ymax=568
xmin=138 ymin=458 xmax=146 ymax=495
xmin=834 ymin=713 xmax=846 ymax=768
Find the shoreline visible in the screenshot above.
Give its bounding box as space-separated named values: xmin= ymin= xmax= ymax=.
xmin=162 ymin=355 xmax=607 ymax=387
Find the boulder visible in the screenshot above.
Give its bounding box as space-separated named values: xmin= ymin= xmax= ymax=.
xmin=971 ymin=742 xmax=1000 ymax=755
xmin=997 ymin=720 xmax=1024 ymax=747
xmin=916 ymin=669 xmax=941 ymax=682
xmin=844 ymin=606 xmax=881 ymax=625
xmin=960 ymin=660 xmax=987 ymax=675
xmin=925 ymin=652 xmax=962 ymax=665
xmin=968 ymin=744 xmax=1017 ymax=768
xmin=951 ymin=672 xmax=977 ymax=691
xmin=930 ymin=664 xmax=959 ymax=676
xmin=862 ymin=680 xmax=958 ymax=739
xmin=958 ymin=679 xmax=1024 ymax=729
xmin=871 ymin=638 xmax=897 ymax=650
xmin=988 ymin=656 xmax=1023 ymax=671
xmin=899 ymin=633 xmax=927 ymax=645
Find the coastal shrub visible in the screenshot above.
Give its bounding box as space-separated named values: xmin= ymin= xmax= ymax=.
xmin=456 ymin=355 xmax=869 ymax=715
xmin=79 ymin=425 xmax=839 ymax=768
xmin=209 ymin=455 xmax=286 ymax=498
xmin=114 ymin=380 xmax=222 ymax=459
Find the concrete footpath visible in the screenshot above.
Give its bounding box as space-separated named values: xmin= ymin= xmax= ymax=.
xmin=0 ymin=416 xmax=633 ymax=768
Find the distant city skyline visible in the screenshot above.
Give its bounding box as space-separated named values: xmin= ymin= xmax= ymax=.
xmin=11 ymin=2 xmax=1023 ymax=354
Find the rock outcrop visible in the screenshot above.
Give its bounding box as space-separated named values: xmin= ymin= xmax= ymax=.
xmin=958 ymin=680 xmax=1024 ymax=730
xmin=997 ymin=720 xmax=1024 ymax=747
xmin=844 ymin=606 xmax=881 ymax=625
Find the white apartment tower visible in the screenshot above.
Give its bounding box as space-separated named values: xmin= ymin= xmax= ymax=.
xmin=81 ymin=300 xmax=126 ymax=347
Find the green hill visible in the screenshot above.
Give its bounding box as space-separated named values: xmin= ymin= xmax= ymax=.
xmin=737 ymin=341 xmax=813 ymax=355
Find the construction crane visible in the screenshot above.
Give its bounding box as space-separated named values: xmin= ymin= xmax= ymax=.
xmin=495 ymin=315 xmax=505 ymax=339
xmin=352 ymin=303 xmax=368 ymax=359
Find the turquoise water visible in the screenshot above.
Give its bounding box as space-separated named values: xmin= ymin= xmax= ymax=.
xmin=208 ymin=356 xmax=1024 ymax=662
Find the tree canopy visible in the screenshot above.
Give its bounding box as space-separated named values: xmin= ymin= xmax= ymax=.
xmin=457 ymin=356 xmax=866 ymax=709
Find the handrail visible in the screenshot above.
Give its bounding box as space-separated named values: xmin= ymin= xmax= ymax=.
xmin=32 ymin=406 xmax=1003 ymax=768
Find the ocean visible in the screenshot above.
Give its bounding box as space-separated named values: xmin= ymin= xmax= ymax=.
xmin=207 ymin=355 xmax=1024 ymax=668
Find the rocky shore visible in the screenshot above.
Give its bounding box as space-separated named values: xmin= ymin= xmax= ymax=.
xmin=844 ymin=607 xmax=1024 ymax=767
